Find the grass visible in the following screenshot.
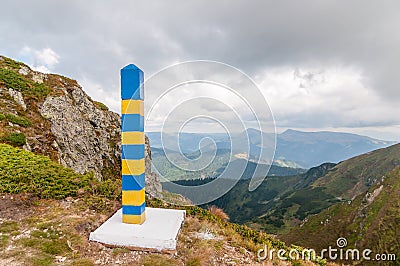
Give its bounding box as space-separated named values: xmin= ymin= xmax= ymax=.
xmin=0 ymin=235 xmax=9 ymax=249
xmin=141 ymin=254 xmax=181 ymax=266
xmin=28 ymin=255 xmax=54 ymax=266
xmin=69 ymin=258 xmax=95 ymax=266
xmin=0 ymin=221 xmax=19 ymax=233
xmin=207 ymin=205 xmax=229 ymax=221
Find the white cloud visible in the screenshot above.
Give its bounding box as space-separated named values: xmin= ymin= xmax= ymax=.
xmin=79 ymin=77 xmax=120 ymax=113
xmin=34 ymin=48 xmax=59 ymax=68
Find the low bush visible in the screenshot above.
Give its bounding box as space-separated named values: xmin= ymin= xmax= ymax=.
xmin=94 ymin=101 xmax=109 ymax=111
xmin=0 ymin=143 xmax=118 ymax=200
xmin=2 ymin=132 xmax=26 ymax=146
xmin=4 ymin=113 xmax=32 ymax=127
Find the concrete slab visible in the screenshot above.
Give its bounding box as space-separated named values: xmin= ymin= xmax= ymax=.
xmin=89 ymin=207 xmax=186 ymax=252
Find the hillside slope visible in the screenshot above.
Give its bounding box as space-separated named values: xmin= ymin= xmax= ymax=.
xmin=195 ymin=144 xmax=400 ymax=235
xmin=281 ymin=166 xmax=400 ymax=265
xmin=0 ymin=55 xmax=161 ymax=196
xmin=169 ymin=163 xmax=336 ymax=233
xmin=312 ymin=143 xmax=400 ymax=199
xmin=0 ymin=144 xmax=325 ymax=266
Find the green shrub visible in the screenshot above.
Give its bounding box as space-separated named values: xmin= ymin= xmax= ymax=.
xmin=0 ymin=143 xmax=122 ymax=200
xmin=2 ymin=133 xmax=26 ymax=146
xmin=0 ymin=56 xmax=28 ymax=70
xmin=94 ymin=101 xmax=109 ymax=111
xmin=0 ymin=68 xmax=50 ymax=99
xmin=91 ymin=178 xmax=121 ymax=200
xmin=0 ymin=68 xmax=30 ymax=91
xmin=4 ymin=113 xmax=31 ymax=127
xmin=0 ymin=143 xmax=91 ymax=199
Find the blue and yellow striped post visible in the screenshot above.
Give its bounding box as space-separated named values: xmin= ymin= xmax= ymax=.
xmin=121 ymin=64 xmax=146 ymax=224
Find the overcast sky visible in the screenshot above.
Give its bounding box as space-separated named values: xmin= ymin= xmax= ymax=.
xmin=1 ymin=1 xmax=399 ymax=140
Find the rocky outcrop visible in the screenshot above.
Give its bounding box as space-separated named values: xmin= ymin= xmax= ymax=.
xmin=40 ymin=86 xmax=120 ymax=180
xmin=145 ymin=135 xmax=162 ymax=197
xmin=40 ymin=84 xmax=162 ymax=197
xmin=8 ymin=88 xmax=27 ymax=111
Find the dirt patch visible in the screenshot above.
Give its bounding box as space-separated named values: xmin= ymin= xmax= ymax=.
xmin=0 ymin=194 xmax=37 ymax=221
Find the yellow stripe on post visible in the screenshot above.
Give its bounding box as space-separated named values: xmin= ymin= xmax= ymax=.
xmin=121 ymin=99 xmax=144 ymax=115
xmin=122 ymin=159 xmax=145 ymax=175
xmin=122 ymin=132 xmax=145 ymax=145
xmin=122 ymin=189 xmax=145 ymax=206
xmin=122 ymin=213 xmax=146 ymax=224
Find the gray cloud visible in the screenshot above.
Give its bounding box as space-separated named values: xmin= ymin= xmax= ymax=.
xmin=0 ymin=0 xmax=399 ymax=139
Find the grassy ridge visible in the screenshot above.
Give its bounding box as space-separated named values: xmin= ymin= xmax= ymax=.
xmin=313 ymin=143 xmax=400 ymax=199
xmin=281 ymin=167 xmax=400 ymax=265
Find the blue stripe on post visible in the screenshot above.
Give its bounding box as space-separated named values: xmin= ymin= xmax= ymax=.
xmin=122 ymin=145 xmax=145 ymax=160
xmin=122 ymin=203 xmax=146 ymax=215
xmin=122 ymin=174 xmax=145 ymax=190
xmin=121 ymin=114 xmax=144 ymax=132
xmin=121 ymin=64 xmax=144 ymax=100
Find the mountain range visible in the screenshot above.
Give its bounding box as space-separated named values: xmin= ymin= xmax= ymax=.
xmin=148 ymin=129 xmax=396 ymax=181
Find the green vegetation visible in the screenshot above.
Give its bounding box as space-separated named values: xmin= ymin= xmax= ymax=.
xmin=18 ymin=227 xmax=70 ymax=255
xmin=0 ymin=68 xmax=50 ymax=99
xmin=0 ymin=113 xmax=32 ymax=127
xmin=0 ymin=221 xmax=19 ymax=233
xmin=1 ymin=132 xmax=26 ymax=146
xmin=167 ymin=163 xmax=336 ymax=234
xmin=0 ymin=143 xmax=120 ymax=200
xmin=0 ymin=56 xmax=28 ymax=70
xmin=153 ymin=147 xmax=305 ymax=181
xmin=172 ymin=144 xmax=400 ymax=235
xmin=313 ymin=143 xmax=400 ymax=199
xmin=0 ymin=205 xmax=94 ymax=266
xmin=282 ymin=167 xmax=400 ymax=265
xmin=94 ymin=101 xmax=109 ymax=111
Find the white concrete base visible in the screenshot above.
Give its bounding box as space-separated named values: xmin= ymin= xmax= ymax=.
xmin=89 ymin=207 xmax=186 ymax=252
